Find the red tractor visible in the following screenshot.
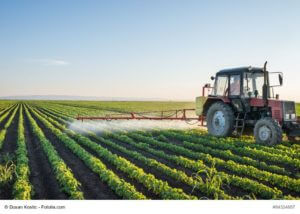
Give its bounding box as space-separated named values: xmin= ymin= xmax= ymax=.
xmin=76 ymin=61 xmax=300 ymax=146
xmin=196 ymin=62 xmax=300 ymax=145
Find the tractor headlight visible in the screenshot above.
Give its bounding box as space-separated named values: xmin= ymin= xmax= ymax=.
xmin=285 ymin=113 xmax=296 ymax=120
xmin=285 ymin=114 xmax=290 ymax=120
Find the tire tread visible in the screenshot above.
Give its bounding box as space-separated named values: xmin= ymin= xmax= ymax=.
xmin=254 ymin=117 xmax=282 ymax=145
xmin=206 ymin=102 xmax=235 ymax=137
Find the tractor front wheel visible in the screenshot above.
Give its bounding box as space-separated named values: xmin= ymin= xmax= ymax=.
xmin=254 ymin=118 xmax=282 ymax=145
xmin=206 ymin=102 xmax=234 ymax=137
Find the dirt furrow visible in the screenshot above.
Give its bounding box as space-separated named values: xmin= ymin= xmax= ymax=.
xmin=24 ymin=110 xmax=67 ymax=199
xmin=85 ymin=134 xmax=205 ymax=199
xmin=30 ymin=109 xmax=120 ymax=199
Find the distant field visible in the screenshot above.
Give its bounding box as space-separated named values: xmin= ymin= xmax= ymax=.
xmin=0 ymin=100 xmax=299 ymax=200
xmin=29 ymin=100 xmax=196 ymax=116
xmin=296 ymin=103 xmax=300 ymax=115
xmin=1 ymin=100 xmax=300 ymax=115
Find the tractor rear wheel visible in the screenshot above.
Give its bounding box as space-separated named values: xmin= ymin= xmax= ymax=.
xmin=254 ymin=118 xmax=282 ymax=145
xmin=206 ymin=102 xmax=234 ymax=137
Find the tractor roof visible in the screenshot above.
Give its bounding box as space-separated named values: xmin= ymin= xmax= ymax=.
xmin=217 ymin=66 xmax=264 ymax=75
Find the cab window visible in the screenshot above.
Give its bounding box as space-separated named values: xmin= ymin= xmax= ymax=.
xmin=243 ymin=72 xmax=264 ymax=98
xmin=230 ymin=75 xmax=241 ymax=96
xmin=215 ymin=75 xmax=228 ymax=96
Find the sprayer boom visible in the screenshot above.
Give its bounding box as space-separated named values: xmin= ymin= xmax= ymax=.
xmin=76 ymin=109 xmax=202 ymax=122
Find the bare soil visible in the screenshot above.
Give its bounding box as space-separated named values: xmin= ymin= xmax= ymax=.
xmin=30 ymin=110 xmax=120 ymax=199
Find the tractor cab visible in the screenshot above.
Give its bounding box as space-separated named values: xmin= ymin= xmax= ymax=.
xmin=212 ymin=67 xmax=266 ymax=99
xmin=210 ymin=67 xmax=271 ymax=114
xmin=208 ymin=66 xmax=284 ymax=114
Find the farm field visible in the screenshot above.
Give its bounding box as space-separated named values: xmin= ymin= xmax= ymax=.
xmin=0 ymin=100 xmax=300 ymax=200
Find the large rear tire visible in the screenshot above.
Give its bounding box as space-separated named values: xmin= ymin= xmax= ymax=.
xmin=254 ymin=118 xmax=282 ymax=146
xmin=206 ymin=102 xmax=234 ymax=137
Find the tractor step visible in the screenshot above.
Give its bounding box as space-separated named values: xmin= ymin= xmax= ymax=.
xmin=234 ymin=113 xmax=246 ymax=136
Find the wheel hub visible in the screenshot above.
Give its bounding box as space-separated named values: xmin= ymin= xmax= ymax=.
xmin=258 ymin=125 xmax=271 ymax=141
xmin=212 ymin=111 xmax=225 ymax=134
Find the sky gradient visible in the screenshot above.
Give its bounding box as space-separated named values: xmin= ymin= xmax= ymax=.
xmin=1 ymin=0 xmax=300 ymax=101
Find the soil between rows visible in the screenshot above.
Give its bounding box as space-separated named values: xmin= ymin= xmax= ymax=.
xmin=0 ymin=107 xmax=19 ymax=157
xmin=0 ymin=108 xmax=15 ymax=130
xmin=66 ymin=137 xmax=159 ymax=199
xmin=33 ymin=107 xmax=159 ymax=199
xmin=164 ymin=131 xmax=299 ymax=175
xmin=96 ymin=133 xmax=251 ymax=199
xmin=134 ymin=132 xmax=300 ymax=198
xmin=0 ymin=106 xmax=19 ymax=199
xmin=85 ymin=134 xmax=206 ymax=199
xmin=29 ymin=108 xmax=120 ymax=199
xmin=24 ymin=108 xmax=68 ymax=199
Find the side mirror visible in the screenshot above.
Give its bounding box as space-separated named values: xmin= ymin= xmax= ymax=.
xmin=211 ymin=76 xmax=215 ymax=81
xmin=279 ymin=74 xmax=283 ymax=86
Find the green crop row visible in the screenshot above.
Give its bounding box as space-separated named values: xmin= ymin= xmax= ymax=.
xmin=0 ymin=104 xmax=17 ymax=125
xmin=167 ymin=130 xmax=300 ymax=170
xmin=127 ymin=132 xmax=300 ymax=194
xmin=37 ymin=107 xmax=73 ymax=122
xmin=30 ymin=107 xmax=196 ymax=200
xmin=0 ymin=105 xmax=19 ymax=150
xmin=38 ymin=102 xmax=108 ymax=117
xmin=156 ymin=131 xmax=288 ymax=175
xmin=86 ymin=131 xmax=233 ymax=199
xmin=27 ymin=106 xmax=147 ymax=199
xmin=0 ymin=104 xmax=17 ymax=117
xmin=0 ymin=101 xmax=17 ymax=111
xmin=106 ymin=132 xmax=285 ymax=199
xmin=24 ymin=106 xmax=84 ymax=199
xmin=13 ymin=105 xmax=33 ymax=199
xmin=177 ymin=129 xmax=300 ymax=159
xmin=35 ymin=100 xmax=195 ymax=116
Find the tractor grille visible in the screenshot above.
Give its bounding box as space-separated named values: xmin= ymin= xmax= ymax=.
xmin=283 ymin=101 xmax=296 ymax=121
xmin=283 ymin=101 xmax=296 ymax=114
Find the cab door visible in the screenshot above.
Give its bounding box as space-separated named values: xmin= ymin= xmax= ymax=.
xmin=228 ymin=74 xmax=244 ymax=112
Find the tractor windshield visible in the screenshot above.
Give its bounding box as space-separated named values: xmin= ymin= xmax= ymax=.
xmin=214 ymin=75 xmax=228 ymax=96
xmin=243 ymin=72 xmax=264 ymax=98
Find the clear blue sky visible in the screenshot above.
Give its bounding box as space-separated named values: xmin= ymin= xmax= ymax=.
xmin=1 ymin=0 xmax=300 ymax=101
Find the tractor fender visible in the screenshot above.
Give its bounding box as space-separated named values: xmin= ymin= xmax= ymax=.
xmin=201 ymin=97 xmax=230 ymax=116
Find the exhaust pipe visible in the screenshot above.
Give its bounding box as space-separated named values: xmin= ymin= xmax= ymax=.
xmin=262 ymin=61 xmax=268 ymax=107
